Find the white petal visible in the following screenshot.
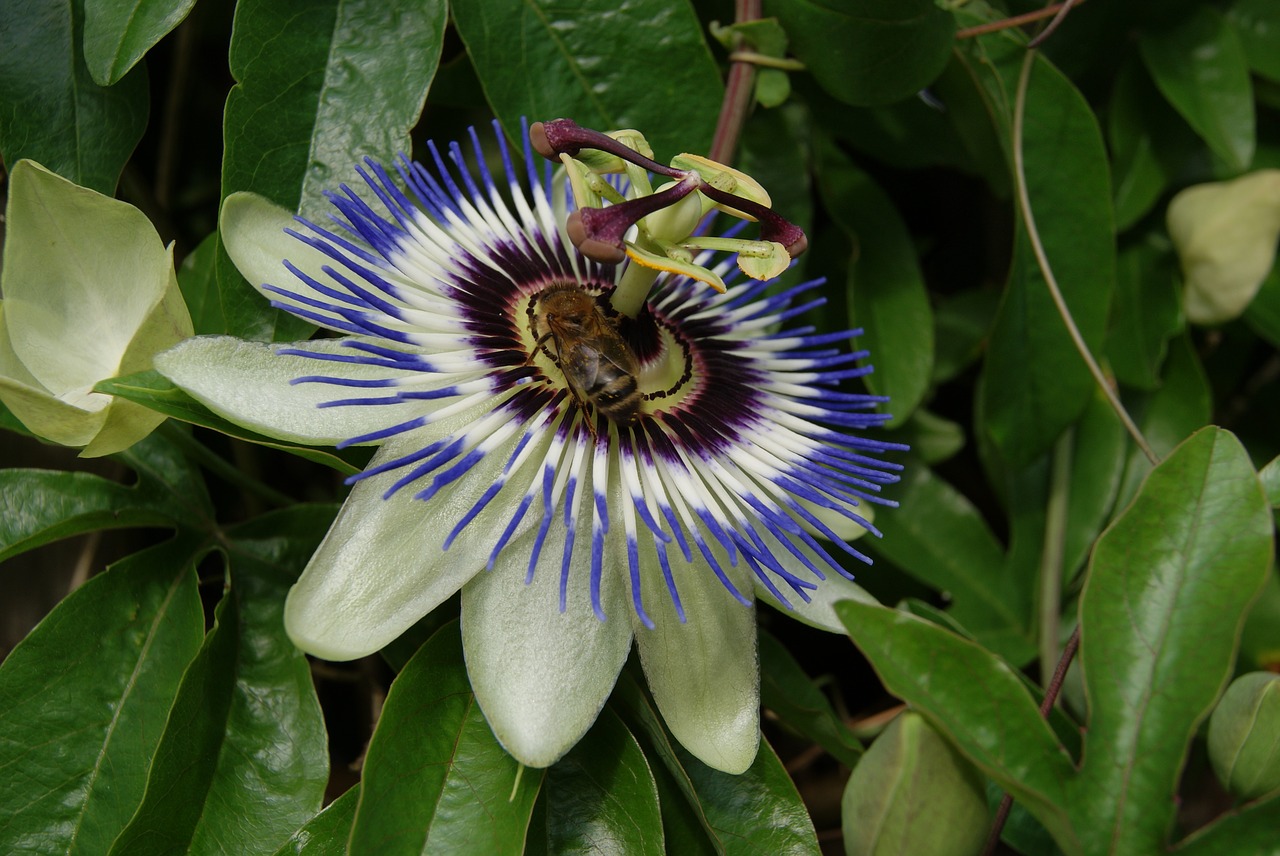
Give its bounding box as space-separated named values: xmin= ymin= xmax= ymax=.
xmin=3 ymin=161 xmax=177 ymax=395
xmin=285 ymin=408 xmax=535 ymax=661
xmin=220 ymin=192 xmax=337 ymax=304
xmin=754 ymin=570 xmax=879 ymax=633
xmin=633 ymin=538 xmax=760 ymax=774
xmin=461 ymin=483 xmax=632 ymax=768
xmin=155 ymin=335 xmax=441 ymax=445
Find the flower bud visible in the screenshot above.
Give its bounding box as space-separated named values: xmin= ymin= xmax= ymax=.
xmin=0 ymin=161 xmax=192 ymax=456
xmin=1207 ymin=671 xmax=1280 ymax=800
xmin=1168 ymin=170 xmax=1280 ymax=325
xmin=842 ymin=711 xmax=988 ymax=856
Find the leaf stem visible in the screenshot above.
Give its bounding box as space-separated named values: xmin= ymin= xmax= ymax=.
xmin=1011 ymin=50 xmax=1158 ymax=466
xmin=1038 ymin=430 xmax=1072 ymax=682
xmin=956 ymin=1 xmax=1086 ymax=41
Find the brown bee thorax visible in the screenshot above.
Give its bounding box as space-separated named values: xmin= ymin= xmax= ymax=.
xmin=527 ymin=285 xmax=642 ymax=431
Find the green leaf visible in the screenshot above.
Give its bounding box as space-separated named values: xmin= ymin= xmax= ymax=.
xmin=83 ymin=0 xmax=196 ymax=85
xmin=1106 ymin=237 xmax=1181 ymax=390
xmin=0 ymin=0 xmax=148 ymax=194
xmin=350 ymin=621 xmax=541 ymax=854
xmin=836 ymin=601 xmax=1080 ymax=855
xmin=1245 ymin=265 xmax=1280 ymax=348
xmin=0 ymin=470 xmax=173 ymax=562
xmin=1171 ymin=789 xmax=1280 ymax=854
xmin=1072 ymin=427 xmax=1273 ymax=854
xmin=970 ymin=48 xmax=1116 ymax=468
xmin=96 ymin=370 xmax=364 ymax=476
xmin=1228 ymin=0 xmax=1280 ymax=83
xmin=1139 ymin=7 xmax=1256 ymax=171
xmin=1060 ymin=389 xmax=1128 ymax=583
xmin=931 ymin=290 xmax=999 ymax=386
xmin=867 ymin=464 xmax=1029 ymax=660
xmin=270 ymin=788 xmax=358 ymax=856
xmin=452 ymin=0 xmax=723 ymax=158
xmin=0 ymin=537 xmax=204 ymax=856
xmin=759 ymin=631 xmax=863 ymax=768
xmin=764 ymin=0 xmax=955 ymax=106
xmin=541 ymin=708 xmax=664 ymax=855
xmin=109 ymin=510 xmax=330 ymax=856
xmin=614 ymin=674 xmax=820 ymax=855
xmin=178 ymin=233 xmax=227 ymax=336
xmin=1108 ymin=59 xmax=1175 ymax=231
xmin=815 ymin=136 xmax=933 ymax=425
xmin=219 ymin=0 xmax=446 ymax=340
xmin=675 ymin=740 xmax=819 ymax=856
xmin=1115 ymin=333 xmax=1212 ymax=510
xmin=0 ymin=428 xmax=215 ymax=562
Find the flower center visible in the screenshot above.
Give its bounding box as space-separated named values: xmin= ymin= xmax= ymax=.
xmin=521 ymin=283 xmax=695 ymax=428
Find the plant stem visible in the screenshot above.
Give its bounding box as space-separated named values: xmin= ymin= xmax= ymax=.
xmin=709 ymin=0 xmax=762 ymax=165
xmin=1011 ymin=50 xmax=1158 ymax=466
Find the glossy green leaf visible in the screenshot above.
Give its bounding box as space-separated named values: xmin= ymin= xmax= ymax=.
xmin=841 ymin=712 xmax=989 ymax=856
xmin=969 ymin=46 xmax=1115 ymax=469
xmin=1106 ymin=237 xmax=1181 ymax=390
xmin=1139 ymin=7 xmax=1255 ymax=171
xmin=1072 ymin=427 xmax=1272 ymax=854
xmin=891 ymin=409 xmax=965 ymax=466
xmin=1172 ymin=790 xmax=1280 ymax=854
xmin=836 ymin=601 xmax=1080 ymax=855
xmin=109 ymin=509 xmax=330 ymax=856
xmin=647 ymin=756 xmax=718 ymax=856
xmin=1109 ymin=60 xmax=1175 ymax=231
xmin=614 ymin=673 xmax=819 ymax=855
xmin=351 ymin=621 xmax=541 ymax=855
xmin=759 ymin=631 xmax=863 ymax=768
xmin=0 ymin=0 xmax=147 ymax=194
xmin=0 ymin=470 xmax=174 ymax=562
xmin=866 ymin=464 xmax=1028 ymax=659
xmin=270 ymin=788 xmax=358 ymax=856
xmin=1245 ymin=266 xmax=1280 ymax=348
xmin=931 ymin=290 xmax=998 ymax=386
xmin=1228 ymin=0 xmax=1280 ymax=82
xmin=764 ymin=0 xmax=955 ymax=106
xmin=0 ymin=428 xmax=215 ymax=562
xmin=452 ymin=0 xmax=722 ymax=158
xmin=675 ymin=740 xmax=819 ymax=856
xmin=219 ymin=0 xmax=445 ymax=340
xmin=1060 ymin=389 xmax=1128 ymax=582
xmin=1115 ymin=334 xmax=1212 ymax=510
xmin=816 ymin=136 xmax=933 ymax=425
xmin=0 ymin=537 xmax=203 ymax=856
xmin=1260 ymin=455 xmax=1280 ymax=508
xmin=541 ymin=708 xmax=664 ymax=856
xmin=83 ymin=0 xmax=196 ymax=85
xmin=97 ymin=371 xmax=364 ymax=476
xmin=178 ymin=233 xmax=227 ymax=336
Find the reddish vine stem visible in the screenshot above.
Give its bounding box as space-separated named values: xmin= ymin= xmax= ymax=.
xmin=956 ymin=1 xmax=1084 ymax=41
xmin=982 ymin=626 xmax=1080 ymax=855
xmin=708 ymin=0 xmax=762 ymax=165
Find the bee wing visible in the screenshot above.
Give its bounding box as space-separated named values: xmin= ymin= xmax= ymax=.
xmin=568 ymin=342 xmax=603 ymax=390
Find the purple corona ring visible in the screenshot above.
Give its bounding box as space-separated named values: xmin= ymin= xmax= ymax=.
xmin=156 ymin=121 xmax=905 ymax=774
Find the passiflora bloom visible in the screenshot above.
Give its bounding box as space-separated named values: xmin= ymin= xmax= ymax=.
xmin=1168 ymin=169 xmax=1280 ymax=325
xmin=155 ymin=122 xmax=904 ymax=774
xmin=0 ymin=161 xmax=192 ymax=456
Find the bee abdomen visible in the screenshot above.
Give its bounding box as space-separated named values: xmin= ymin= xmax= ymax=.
xmin=592 ymin=372 xmax=641 ymax=424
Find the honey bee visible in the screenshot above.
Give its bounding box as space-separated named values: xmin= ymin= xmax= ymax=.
xmin=530 ymin=285 xmax=641 ymax=432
